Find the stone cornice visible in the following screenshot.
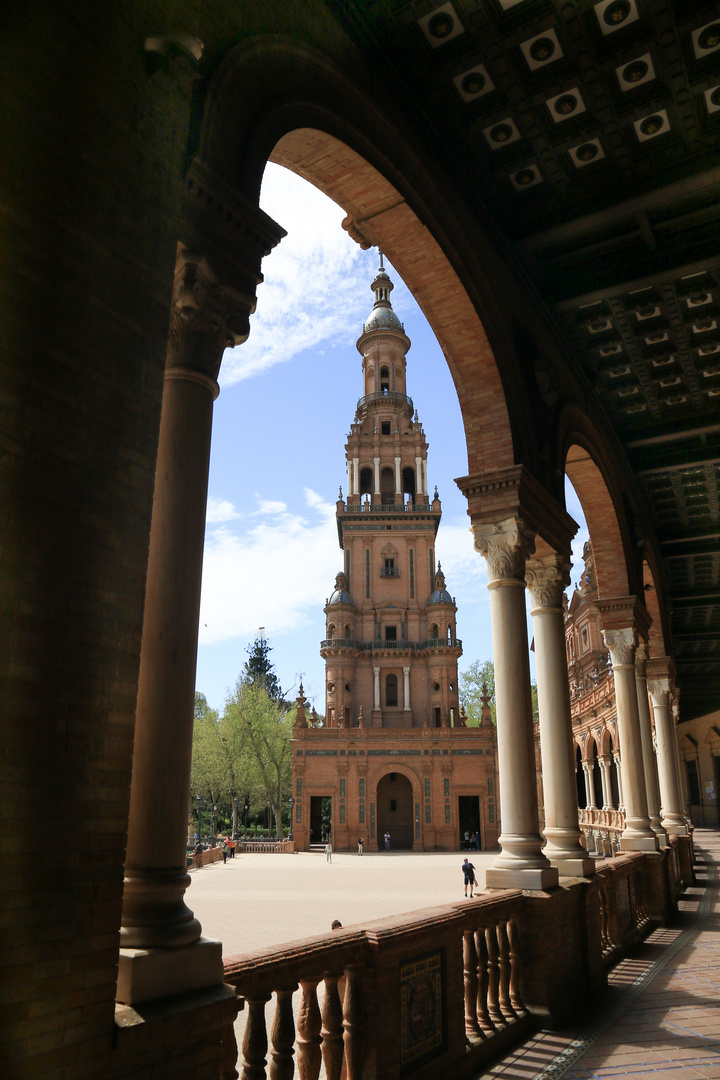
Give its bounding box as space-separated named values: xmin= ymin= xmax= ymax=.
xmin=455 ymin=465 xmax=577 ymax=557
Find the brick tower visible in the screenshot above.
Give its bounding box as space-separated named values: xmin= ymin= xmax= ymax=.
xmin=292 ymin=256 xmax=499 ymax=852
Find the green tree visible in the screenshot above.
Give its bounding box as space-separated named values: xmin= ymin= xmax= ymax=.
xmin=191 ymin=693 xmax=228 ymax=835
xmin=243 ymin=632 xmax=285 ymax=703
xmin=222 ymin=678 xmax=293 ymax=838
xmin=459 ymin=659 xmax=538 ymax=727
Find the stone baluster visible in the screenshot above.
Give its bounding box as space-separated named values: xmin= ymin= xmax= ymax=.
xmin=463 ymin=930 xmax=481 ymax=1037
xmin=507 ymin=920 xmax=524 ymax=1015
xmin=220 ymin=997 xmax=242 ymax=1080
xmin=321 ymin=973 xmax=345 ymax=1080
xmin=496 ymin=922 xmax=516 ymax=1020
xmin=526 ymin=553 xmax=595 ymax=876
xmin=343 ymin=965 xmax=363 ymax=1080
xmin=648 ymin=676 xmax=688 ymax=836
xmin=635 ymin=643 xmax=667 ymax=844
xmin=474 ymin=929 xmax=493 ymax=1033
xmin=485 ymin=925 xmax=505 ymax=1029
xmin=241 ymin=995 xmax=271 ymax=1080
xmin=297 ymin=978 xmax=322 ymax=1080
xmin=118 ymin=246 xmax=262 ymax=1002
xmin=471 ymin=519 xmax=557 ymax=890
xmin=270 ymin=987 xmax=296 ymax=1080
xmin=602 ymin=628 xmax=658 ymax=852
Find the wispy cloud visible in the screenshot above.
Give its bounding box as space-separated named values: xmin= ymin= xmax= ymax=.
xmin=219 ymin=166 xmax=370 ymax=387
xmin=199 ymin=489 xmax=340 ymax=645
xmin=206 ymin=497 xmax=240 ymax=523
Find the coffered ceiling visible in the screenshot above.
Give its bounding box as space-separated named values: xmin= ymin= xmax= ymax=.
xmin=330 ymin=0 xmax=720 ymax=720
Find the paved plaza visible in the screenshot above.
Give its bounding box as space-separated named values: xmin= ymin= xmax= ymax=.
xmin=188 ymin=848 xmax=497 ymax=958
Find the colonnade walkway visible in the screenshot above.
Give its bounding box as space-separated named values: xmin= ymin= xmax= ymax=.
xmin=487 ymin=828 xmax=720 ymax=1080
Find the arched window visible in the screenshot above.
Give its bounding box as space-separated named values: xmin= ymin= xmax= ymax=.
xmin=327 ymin=624 xmax=335 ymax=640
xmin=402 ymin=466 xmax=416 ymax=504
xmin=360 ymin=467 xmax=372 ymax=496
xmin=380 ymin=366 xmax=389 ymax=393
xmin=344 ymin=623 xmax=351 ymax=639
xmin=385 ymin=673 xmax=398 ymax=707
xmin=431 ymin=623 xmax=439 ymax=640
xmin=576 ymin=745 xmax=587 ymax=809
xmin=381 ymin=466 xmax=394 ymax=505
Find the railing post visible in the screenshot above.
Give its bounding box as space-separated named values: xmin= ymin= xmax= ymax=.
xmin=321 ymin=973 xmax=345 ymax=1080
xmin=269 ymin=987 xmax=296 ymax=1080
xmin=507 ymin=920 xmax=524 ymax=1016
xmin=486 ymin=925 xmax=505 ymax=1029
xmin=297 ymin=978 xmax=322 ymax=1080
xmin=241 ymin=994 xmax=271 ymax=1080
xmin=497 ymin=922 xmax=517 ymax=1021
xmin=220 ymin=996 xmax=242 ymax=1080
xmin=343 ymin=965 xmax=364 ymax=1080
xmin=463 ymin=929 xmax=481 ymax=1037
xmin=475 ymin=928 xmax=494 ymax=1033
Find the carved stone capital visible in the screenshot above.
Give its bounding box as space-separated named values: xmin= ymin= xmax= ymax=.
xmin=166 ymin=247 xmax=256 ymax=382
xmin=525 ymin=553 xmax=571 ymax=609
xmin=648 ymin=678 xmax=670 ymax=708
xmin=602 ymin=627 xmax=636 ymax=667
xmin=635 ymin=640 xmax=648 ymax=678
xmin=470 ymin=516 xmax=536 ymax=583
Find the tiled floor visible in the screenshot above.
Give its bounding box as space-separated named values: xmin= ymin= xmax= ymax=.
xmin=484 ymin=829 xmax=720 ymax=1080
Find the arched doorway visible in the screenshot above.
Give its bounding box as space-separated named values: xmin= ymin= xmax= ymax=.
xmin=376 ymin=772 xmax=414 ymax=850
xmin=591 ymin=741 xmax=603 ymax=810
xmin=576 ymin=745 xmax=587 ymax=809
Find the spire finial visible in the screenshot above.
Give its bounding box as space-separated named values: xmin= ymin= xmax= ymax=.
xmin=378 ymin=249 xmax=385 ymax=271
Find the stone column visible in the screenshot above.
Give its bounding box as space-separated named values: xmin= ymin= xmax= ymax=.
xmin=373 ymin=457 xmax=380 ymax=497
xmin=599 ymin=757 xmax=612 ymax=809
xmin=526 ymin=553 xmax=594 ymax=876
xmin=373 ymin=667 xmax=381 ymax=712
xmin=635 ymin=643 xmax=667 ymax=844
xmin=648 ymin=677 xmax=687 ymax=835
xmin=118 ymin=248 xmax=257 ymax=1003
xmin=415 ymin=456 xmax=423 ymax=497
xmin=583 ymin=763 xmax=596 ymax=809
xmin=353 ymin=457 xmax=359 ymax=495
xmin=602 ymin=629 xmax=658 ymax=851
xmin=395 ymin=456 xmax=401 ymax=497
xmin=403 ymin=666 xmax=411 ymax=712
xmin=471 ymin=519 xmax=557 ymax=889
xmin=613 ymin=749 xmax=624 ymax=809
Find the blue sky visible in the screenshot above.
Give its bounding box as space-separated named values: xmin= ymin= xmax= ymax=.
xmin=195 ymin=164 xmax=589 ymax=713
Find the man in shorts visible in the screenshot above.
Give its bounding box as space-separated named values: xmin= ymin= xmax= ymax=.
xmin=462 ymin=856 xmax=477 ymax=897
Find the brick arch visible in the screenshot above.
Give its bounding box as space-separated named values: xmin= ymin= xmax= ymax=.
xmin=565 ymin=443 xmax=630 ymax=599
xmin=368 ymin=762 xmax=421 ymax=800
xmin=583 ymin=732 xmax=598 ymax=763
xmin=642 ymin=559 xmax=670 ymax=659
xmin=196 ymin=39 xmax=516 ymax=475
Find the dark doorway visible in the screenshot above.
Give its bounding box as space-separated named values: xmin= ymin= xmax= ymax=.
xmin=310 ymin=796 xmax=332 ymax=847
xmin=376 ymin=773 xmax=413 ymax=849
xmin=458 ymin=796 xmax=481 ymax=849
xmin=576 ymin=745 xmax=587 ymax=809
xmin=591 ymin=744 xmax=603 ymax=809
xmin=608 ymin=738 xmax=619 ymax=808
xmin=686 ymin=759 xmax=701 ymax=808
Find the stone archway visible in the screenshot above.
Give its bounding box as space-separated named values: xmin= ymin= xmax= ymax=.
xmin=376 ymin=771 xmax=414 ymax=851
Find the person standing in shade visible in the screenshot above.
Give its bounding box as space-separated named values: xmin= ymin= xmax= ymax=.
xmin=384 ymin=831 xmax=391 ymax=851
xmin=357 ymin=836 xmax=363 ymax=855
xmin=325 ymin=841 xmax=333 ymax=863
xmin=462 ymin=857 xmax=477 ymax=898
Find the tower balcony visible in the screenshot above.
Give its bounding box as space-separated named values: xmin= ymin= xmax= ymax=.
xmin=355 ymin=390 xmax=413 ymax=415
xmin=320 ymin=637 xmax=462 ymax=654
xmin=341 ymin=501 xmax=434 ymax=513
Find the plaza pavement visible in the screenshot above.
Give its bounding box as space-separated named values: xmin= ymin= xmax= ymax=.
xmin=188 ymin=848 xmax=497 ymax=958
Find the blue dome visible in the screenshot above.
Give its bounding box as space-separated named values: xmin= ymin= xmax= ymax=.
xmin=363 ymin=305 xmax=403 ymax=333
xmin=328 ymin=587 xmax=351 ymax=605
xmin=429 ymin=588 xmax=452 ymax=604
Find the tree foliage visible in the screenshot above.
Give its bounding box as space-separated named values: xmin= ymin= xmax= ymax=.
xmin=459 ymin=659 xmax=538 ymax=728
xmin=243 ymin=633 xmax=285 ymax=703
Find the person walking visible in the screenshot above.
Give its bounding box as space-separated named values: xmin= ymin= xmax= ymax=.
xmin=384 ymin=831 xmax=391 ymax=851
xmin=357 ymin=836 xmax=363 ymax=855
xmin=221 ymin=838 xmax=228 ymax=864
xmin=462 ymin=857 xmax=477 ymax=897
xmin=325 ymin=841 xmax=333 ymax=863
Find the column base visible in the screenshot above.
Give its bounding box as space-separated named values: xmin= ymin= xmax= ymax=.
xmin=551 ymin=855 xmax=596 ymax=878
xmin=619 ymin=834 xmax=660 ymax=853
xmin=485 ymin=865 xmax=559 ymax=890
xmin=663 ymin=820 xmax=688 ymax=836
xmin=116 ymin=937 xmax=224 ymax=1005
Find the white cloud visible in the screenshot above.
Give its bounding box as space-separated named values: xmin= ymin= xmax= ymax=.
xmin=254 ymin=498 xmax=288 ymax=516
xmin=219 ymin=165 xmax=369 ymax=387
xmin=206 ymin=497 xmax=240 ymax=523
xmin=199 ymin=489 xmax=340 ymax=645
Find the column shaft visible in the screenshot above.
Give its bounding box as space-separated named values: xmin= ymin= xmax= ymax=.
xmin=403 ymin=666 xmax=411 ymax=712
xmin=635 ymin=645 xmax=667 ymax=843
xmin=648 ymin=679 xmax=687 ymax=835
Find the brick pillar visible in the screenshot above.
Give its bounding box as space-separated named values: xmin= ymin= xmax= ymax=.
xmin=117 ymin=246 xmax=261 ymax=1003
xmin=471 ymin=518 xmax=557 ymax=890
xmin=526 ymin=553 xmax=594 ymax=877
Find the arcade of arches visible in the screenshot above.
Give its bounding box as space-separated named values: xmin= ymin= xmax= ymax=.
xmin=3 ymin=4 xmax=716 ymax=1079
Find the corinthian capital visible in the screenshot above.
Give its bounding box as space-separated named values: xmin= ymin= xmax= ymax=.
xmin=470 ymin=517 xmax=536 ymax=583
xmin=602 ymin=627 xmax=636 ymax=667
xmin=166 ymin=247 xmax=255 ymax=381
xmin=647 ymin=677 xmax=670 ymax=708
xmin=525 ymin=553 xmax=571 ymax=609
xmin=635 ymin=640 xmax=648 ymax=678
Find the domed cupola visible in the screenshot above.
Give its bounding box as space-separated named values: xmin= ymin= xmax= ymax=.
xmin=429 ymin=564 xmax=453 ymax=605
xmin=357 ymin=253 xmax=409 ymax=342
xmin=327 ymin=572 xmax=352 ymax=606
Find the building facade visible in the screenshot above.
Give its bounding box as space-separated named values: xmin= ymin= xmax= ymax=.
xmin=292 ymin=260 xmax=499 ymax=852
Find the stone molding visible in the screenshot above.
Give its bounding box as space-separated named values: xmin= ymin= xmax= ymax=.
xmin=602 ymin=627 xmax=636 ymax=667
xmin=648 ymin=677 xmax=671 ymax=708
xmin=525 ymin=553 xmax=571 ymax=609
xmin=167 ymin=247 xmax=255 ymax=381
xmin=470 ymin=516 xmax=535 ymax=583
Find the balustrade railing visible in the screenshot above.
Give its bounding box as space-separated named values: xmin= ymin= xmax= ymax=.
xmin=321 ymin=637 xmax=462 ymax=652
xmin=342 ymin=502 xmax=433 ymax=513
xmin=579 ymin=807 xmax=624 ymax=858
